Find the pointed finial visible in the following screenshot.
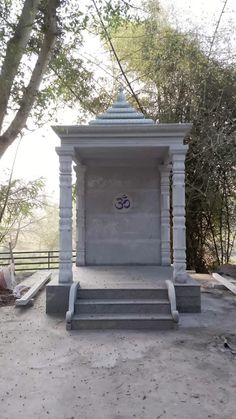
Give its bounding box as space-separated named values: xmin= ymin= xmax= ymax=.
xmin=89 ymin=84 xmax=155 ymax=125
xmin=117 ymin=86 xmax=126 ymax=103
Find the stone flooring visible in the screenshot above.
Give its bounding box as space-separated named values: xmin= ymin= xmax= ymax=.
xmin=72 ymin=265 xmax=173 ymax=289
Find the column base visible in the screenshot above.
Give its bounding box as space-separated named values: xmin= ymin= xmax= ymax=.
xmin=46 ymin=277 xmax=71 ymax=315
xmin=173 ymin=263 xmax=188 ymax=283
xmin=173 ymin=273 xmax=188 ymax=283
xmin=175 ymin=280 xmax=201 ymax=313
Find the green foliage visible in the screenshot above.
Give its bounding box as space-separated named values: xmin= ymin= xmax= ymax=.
xmin=186 ymin=129 xmax=236 ymax=270
xmin=0 ymin=0 xmax=136 ymax=134
xmin=0 ymin=174 xmax=46 ymax=247
xmin=0 ymin=0 xmax=92 ymax=120
xmin=89 ymin=0 xmax=132 ymax=35
xmin=106 ymin=3 xmax=236 ymax=271
xmin=19 ymin=203 xmax=60 ymax=251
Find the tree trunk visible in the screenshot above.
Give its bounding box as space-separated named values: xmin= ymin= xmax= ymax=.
xmin=0 ymin=0 xmax=42 ymax=132
xmin=0 ymin=0 xmax=58 ymax=159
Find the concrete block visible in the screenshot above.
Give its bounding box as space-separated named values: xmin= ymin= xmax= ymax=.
xmin=46 ymin=280 xmax=71 ymax=314
xmin=175 ymin=284 xmax=201 ymax=297
xmin=177 ymin=304 xmax=201 ymax=313
xmin=175 ymin=282 xmax=201 ymax=313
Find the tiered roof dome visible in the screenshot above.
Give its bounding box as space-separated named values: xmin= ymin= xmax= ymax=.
xmin=89 ymin=88 xmax=154 ymax=125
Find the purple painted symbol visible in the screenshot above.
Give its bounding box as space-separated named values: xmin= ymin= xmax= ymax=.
xmin=114 ymin=194 xmax=131 ymax=210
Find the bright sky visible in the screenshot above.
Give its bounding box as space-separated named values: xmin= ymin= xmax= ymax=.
xmin=0 ymin=0 xmax=235 ymax=202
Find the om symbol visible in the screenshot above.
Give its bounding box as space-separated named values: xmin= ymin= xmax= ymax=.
xmin=114 ymin=194 xmax=132 ymax=211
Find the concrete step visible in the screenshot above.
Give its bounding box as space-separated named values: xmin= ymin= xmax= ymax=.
xmin=75 ymin=299 xmax=171 ymax=315
xmin=77 ymin=288 xmax=168 ymax=300
xmin=71 ymin=314 xmax=175 ymax=330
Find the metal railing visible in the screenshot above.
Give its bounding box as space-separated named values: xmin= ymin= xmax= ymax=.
xmin=0 ymin=250 xmax=76 ymax=271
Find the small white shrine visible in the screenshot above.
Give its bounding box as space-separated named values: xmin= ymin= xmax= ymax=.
xmin=46 ymin=89 xmax=201 ymax=320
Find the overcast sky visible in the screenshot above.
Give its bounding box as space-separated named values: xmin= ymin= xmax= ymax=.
xmin=0 ymin=0 xmax=235 ymax=201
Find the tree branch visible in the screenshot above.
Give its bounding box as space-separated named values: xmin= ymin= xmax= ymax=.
xmin=91 ymin=0 xmax=146 ymax=115
xmin=0 ymin=0 xmax=59 ymax=158
xmin=0 ymin=0 xmax=42 ymax=131
xmin=0 ymin=138 xmax=21 ymax=224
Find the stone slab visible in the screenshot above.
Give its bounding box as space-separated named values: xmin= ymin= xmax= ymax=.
xmin=71 ymin=314 xmax=175 ymax=330
xmin=16 ymin=271 xmax=51 ymax=306
xmin=85 ymin=166 xmax=161 ymax=265
xmin=213 ymin=273 xmax=236 ymax=295
xmin=74 ymin=265 xmax=173 ymax=288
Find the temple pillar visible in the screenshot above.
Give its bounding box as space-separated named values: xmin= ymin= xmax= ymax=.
xmin=57 ymin=148 xmax=73 ymax=284
xmin=75 ymin=164 xmax=86 ymax=266
xmin=160 ymin=165 xmax=171 ymax=266
xmin=170 ymin=147 xmax=188 ymax=283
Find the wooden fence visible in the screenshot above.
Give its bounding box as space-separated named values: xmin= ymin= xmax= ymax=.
xmin=0 ymin=250 xmax=76 ymax=271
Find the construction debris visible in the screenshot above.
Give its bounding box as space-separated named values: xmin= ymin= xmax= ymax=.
xmin=223 ymin=338 xmax=236 ymax=355
xmin=0 ymin=263 xmax=15 ymax=290
xmin=15 ymin=271 xmax=51 ymax=307
xmin=212 ymin=273 xmax=236 ymax=296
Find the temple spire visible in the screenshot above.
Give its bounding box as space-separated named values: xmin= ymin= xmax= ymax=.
xmin=89 ymin=88 xmax=154 ymax=125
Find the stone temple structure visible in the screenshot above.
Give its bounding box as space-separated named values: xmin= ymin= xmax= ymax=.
xmin=46 ymin=89 xmax=201 ymax=329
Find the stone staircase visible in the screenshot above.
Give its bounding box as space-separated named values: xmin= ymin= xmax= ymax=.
xmin=66 ymin=284 xmax=178 ymax=330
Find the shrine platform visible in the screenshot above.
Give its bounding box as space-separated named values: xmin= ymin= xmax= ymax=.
xmin=46 ymin=265 xmax=201 ymax=317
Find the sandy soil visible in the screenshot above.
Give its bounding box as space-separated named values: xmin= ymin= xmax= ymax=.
xmin=0 ymin=285 xmax=236 ymax=419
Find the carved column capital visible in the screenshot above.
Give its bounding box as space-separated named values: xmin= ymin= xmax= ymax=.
xmin=169 ymin=145 xmax=188 ymax=158
xmin=56 ymin=146 xmax=74 ymax=155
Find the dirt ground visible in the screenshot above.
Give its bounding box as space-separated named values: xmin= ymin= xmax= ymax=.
xmin=0 ymin=271 xmax=32 ymax=307
xmin=0 ymin=282 xmax=236 ymax=419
